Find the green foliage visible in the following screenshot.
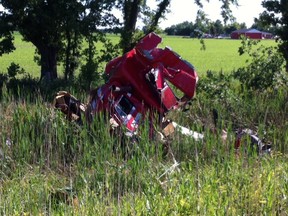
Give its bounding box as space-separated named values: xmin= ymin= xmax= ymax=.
xmin=234 ymin=37 xmax=287 ymax=91
xmin=165 ymin=21 xmax=195 ymax=36
xmin=197 ymin=70 xmax=233 ymax=100
xmin=78 ymin=33 xmax=121 ymax=90
xmin=0 ymin=33 xmax=15 ymax=56
xmin=7 ymin=62 xmax=25 ymax=78
xmin=164 ymin=19 xmax=247 ymax=37
xmin=79 ymin=60 xmax=99 ymax=90
xmin=0 ymin=0 xmax=118 ymax=80
xmin=237 ymin=35 xmax=260 ymax=55
xmin=1 ymin=32 xmax=288 ymax=212
xmin=0 ymin=62 xmax=42 ymax=98
xmin=258 ymin=0 xmax=288 ymax=71
xmin=0 ymin=14 xmax=15 ymax=56
xmin=1 ymin=30 xmax=288 ymax=214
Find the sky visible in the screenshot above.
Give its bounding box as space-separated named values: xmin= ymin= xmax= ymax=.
xmin=0 ymin=0 xmax=265 ymax=29
xmin=148 ymin=0 xmax=265 ymax=29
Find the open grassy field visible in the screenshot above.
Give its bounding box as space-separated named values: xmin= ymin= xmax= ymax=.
xmin=0 ymin=33 xmax=287 ymax=215
xmin=0 ymin=33 xmax=276 ymax=77
xmin=0 ymin=32 xmax=39 ymax=75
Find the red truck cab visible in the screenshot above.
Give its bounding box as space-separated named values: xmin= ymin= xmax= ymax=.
xmin=89 ymin=32 xmax=198 ymax=133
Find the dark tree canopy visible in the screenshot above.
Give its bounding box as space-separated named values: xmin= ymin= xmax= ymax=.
xmin=0 ymin=11 xmax=15 ymax=55
xmin=258 ymin=0 xmax=288 ymax=71
xmin=0 ymin=0 xmax=117 ymax=80
xmin=0 ymin=0 xmax=240 ymax=81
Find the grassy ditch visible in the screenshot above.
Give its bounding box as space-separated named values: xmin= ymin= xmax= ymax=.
xmin=0 ymin=85 xmax=287 ymax=215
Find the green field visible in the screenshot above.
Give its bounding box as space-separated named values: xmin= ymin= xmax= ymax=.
xmin=0 ymin=33 xmax=287 ymax=215
xmin=0 ymin=33 xmax=276 ymax=77
xmin=0 ymin=32 xmax=39 ymax=75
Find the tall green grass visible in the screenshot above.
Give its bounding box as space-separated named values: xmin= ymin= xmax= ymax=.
xmin=0 ymin=32 xmax=286 ymax=215
xmin=0 ymin=84 xmax=287 ymax=215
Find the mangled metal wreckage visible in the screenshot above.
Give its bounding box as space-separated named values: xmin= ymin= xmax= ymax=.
xmin=54 ymin=32 xmax=271 ymax=155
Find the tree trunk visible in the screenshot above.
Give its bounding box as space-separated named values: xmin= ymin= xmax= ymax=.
xmin=279 ymin=42 xmax=288 ymax=72
xmin=40 ymin=47 xmax=58 ymax=81
xmin=64 ymin=31 xmax=72 ymax=80
xmin=284 ymin=48 xmax=288 ymax=72
xmin=147 ymin=0 xmax=170 ymax=33
xmin=121 ymin=0 xmax=142 ymax=53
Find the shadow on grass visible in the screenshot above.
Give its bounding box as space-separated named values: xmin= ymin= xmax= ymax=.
xmin=0 ymin=74 xmax=88 ymax=102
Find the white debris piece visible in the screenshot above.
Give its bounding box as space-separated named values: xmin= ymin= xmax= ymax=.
xmin=172 ymin=121 xmax=204 ymax=141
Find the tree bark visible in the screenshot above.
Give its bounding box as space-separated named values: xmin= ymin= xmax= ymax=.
xmin=279 ymin=42 xmax=288 ymax=72
xmin=147 ymin=0 xmax=171 ymax=33
xmin=64 ymin=30 xmax=72 ymax=80
xmin=40 ymin=47 xmax=58 ymax=81
xmin=121 ymin=0 xmax=142 ymax=53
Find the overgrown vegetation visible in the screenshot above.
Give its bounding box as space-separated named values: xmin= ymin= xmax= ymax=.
xmin=1 ymin=0 xmax=288 ymax=213
xmin=234 ymin=37 xmax=287 ymax=91
xmin=0 ymin=36 xmax=287 ymax=215
xmin=0 ymin=77 xmax=287 ymax=215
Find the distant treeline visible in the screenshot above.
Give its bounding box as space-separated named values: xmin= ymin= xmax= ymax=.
xmin=163 ymin=20 xmax=274 ymax=37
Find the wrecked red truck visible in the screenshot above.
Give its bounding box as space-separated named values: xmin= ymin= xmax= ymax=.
xmin=87 ymin=32 xmax=198 ymax=135
xmin=55 ymin=32 xmax=199 ymax=138
xmin=54 ymin=32 xmax=271 ymax=155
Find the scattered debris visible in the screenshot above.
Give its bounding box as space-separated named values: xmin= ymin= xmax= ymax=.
xmin=54 ymin=32 xmax=271 ymax=156
xmin=235 ymin=128 xmax=272 ymax=156
xmin=54 ymin=91 xmax=86 ymax=123
xmin=54 ymin=32 xmax=200 ymax=140
xmin=171 ymin=121 xmax=204 ymax=141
